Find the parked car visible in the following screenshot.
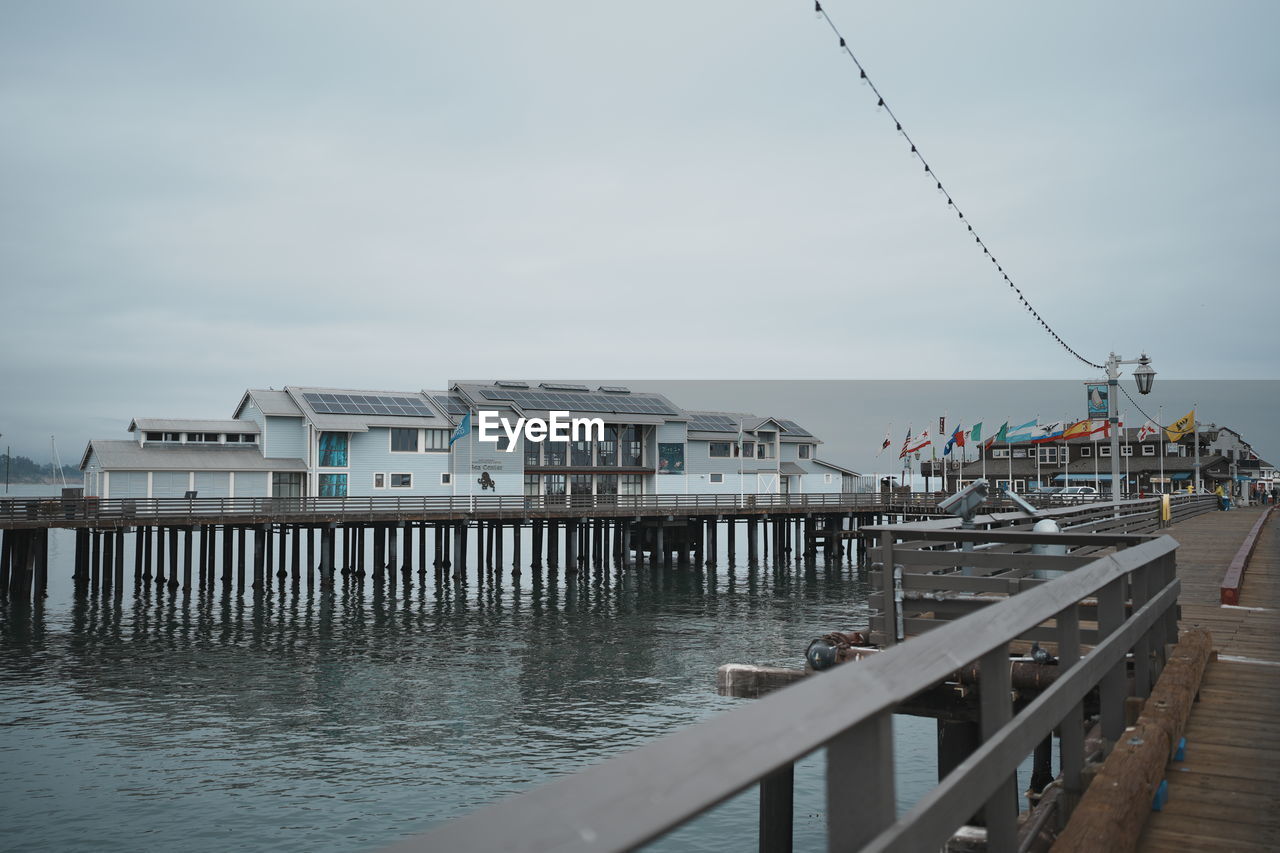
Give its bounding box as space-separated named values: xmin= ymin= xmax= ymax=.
xmin=1058 ymin=486 xmax=1098 ymax=497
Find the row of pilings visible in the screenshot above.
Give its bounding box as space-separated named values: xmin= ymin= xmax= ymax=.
xmin=0 ymin=511 xmax=916 ymax=602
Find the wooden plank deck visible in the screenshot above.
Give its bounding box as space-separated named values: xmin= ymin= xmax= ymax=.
xmin=1138 ymin=505 xmax=1280 ymax=852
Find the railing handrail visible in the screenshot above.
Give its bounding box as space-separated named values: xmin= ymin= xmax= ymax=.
xmin=383 ymin=535 xmax=1179 ymax=853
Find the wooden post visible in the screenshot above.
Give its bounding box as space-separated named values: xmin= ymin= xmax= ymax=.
xmin=237 ymin=526 xmax=246 ymax=593
xmin=100 ymin=530 xmax=113 ymax=596
xmin=402 ymin=521 xmax=413 ymax=573
xmin=291 ymin=525 xmax=301 ymax=583
xmin=531 ymin=519 xmax=542 ymax=570
xmin=252 ymin=524 xmax=265 ymax=592
xmin=276 ymin=523 xmax=287 ymax=579
xmin=114 ymin=527 xmax=125 ymax=594
xmin=512 ymin=521 xmax=522 ymax=576
xmin=980 ymin=645 xmax=1017 ymax=851
xmin=758 ymin=763 xmax=794 ymax=853
xmin=183 ymin=527 xmax=193 ymax=590
xmin=494 ymin=522 xmax=503 ymax=577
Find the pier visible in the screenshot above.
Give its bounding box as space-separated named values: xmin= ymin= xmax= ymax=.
xmin=378 ymin=494 xmax=1280 ymax=852
xmin=0 ymin=491 xmax=980 ymax=604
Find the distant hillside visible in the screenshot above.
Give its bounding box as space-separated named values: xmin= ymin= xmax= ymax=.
xmin=0 ymin=454 xmax=80 ymax=484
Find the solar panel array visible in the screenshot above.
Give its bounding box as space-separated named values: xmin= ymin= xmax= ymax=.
xmin=303 ymin=392 xmax=434 ymax=417
xmin=433 ymin=395 xmax=470 ymax=417
xmin=478 ymin=388 xmax=678 ymax=415
xmin=686 ymin=414 xmax=739 ymax=433
xmin=777 ymin=419 xmax=813 ymax=437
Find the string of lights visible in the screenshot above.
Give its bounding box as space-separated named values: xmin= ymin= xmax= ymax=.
xmin=1118 ymin=383 xmax=1175 ymax=431
xmin=811 ymin=2 xmax=1106 ymax=371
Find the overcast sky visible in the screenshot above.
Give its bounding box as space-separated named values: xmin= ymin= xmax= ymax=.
xmin=2 ymin=2 xmax=1277 ymax=462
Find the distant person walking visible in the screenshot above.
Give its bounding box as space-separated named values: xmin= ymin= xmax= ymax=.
xmin=1215 ymin=483 xmax=1228 ymax=511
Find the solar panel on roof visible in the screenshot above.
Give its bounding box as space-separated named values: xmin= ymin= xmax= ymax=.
xmin=777 ymin=419 xmax=813 ymax=437
xmin=476 ymin=389 xmax=678 ymax=415
xmin=303 ymin=392 xmax=434 ymax=417
xmin=433 ymin=394 xmax=469 ymax=416
xmin=688 ymin=414 xmax=739 ymax=432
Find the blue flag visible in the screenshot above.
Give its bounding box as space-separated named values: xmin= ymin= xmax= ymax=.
xmin=449 ymin=411 xmax=471 ymax=447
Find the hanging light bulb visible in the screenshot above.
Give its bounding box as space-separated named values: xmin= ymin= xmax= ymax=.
xmin=815 ymin=1 xmax=823 ymax=19
xmin=839 ymin=37 xmax=846 ymax=49
xmin=876 ymin=97 xmax=884 ymax=112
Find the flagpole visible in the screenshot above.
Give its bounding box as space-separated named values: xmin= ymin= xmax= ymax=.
xmin=1193 ymin=403 xmax=1201 ymax=493
xmin=1158 ymin=406 xmax=1164 ymax=493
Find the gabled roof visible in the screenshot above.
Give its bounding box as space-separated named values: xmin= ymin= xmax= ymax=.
xmin=283 ymin=386 xmax=446 ymax=432
xmin=812 ymin=458 xmax=859 ymax=475
xmin=129 ymin=418 xmax=260 ymax=434
xmin=234 ymin=389 xmax=304 ymax=418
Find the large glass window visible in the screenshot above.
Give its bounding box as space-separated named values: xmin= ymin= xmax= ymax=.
xmin=596 ymin=474 xmax=618 ymax=495
xmin=544 ymin=474 xmax=566 ymax=505
xmin=544 ymin=441 xmax=568 ymax=467
xmin=390 ymin=428 xmax=419 ymax=452
xmin=524 ymin=474 xmax=541 ymax=496
xmin=740 ymin=440 xmax=755 ymax=459
xmin=709 ymin=441 xmax=733 ymax=458
xmin=525 ymin=440 xmax=541 ymax=467
xmin=424 ymin=429 xmax=448 ymax=451
xmin=319 ymin=432 xmax=348 ymax=467
xmin=571 ymin=440 xmax=593 ymax=466
xmin=390 ymin=473 xmax=412 ymax=488
xmin=620 ymin=474 xmax=644 ymax=495
xmin=598 ymin=427 xmax=618 ymax=467
xmin=622 ymin=426 xmax=643 ymax=466
xmin=570 ymin=474 xmax=593 ymax=505
xmin=798 ymin=444 xmax=812 ymax=459
xmin=272 ymin=473 xmax=304 ymax=497
xmin=318 ymin=473 xmax=348 ymax=497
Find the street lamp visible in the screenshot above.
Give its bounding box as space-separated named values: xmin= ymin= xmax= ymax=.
xmin=1105 ymin=352 xmax=1156 ymax=512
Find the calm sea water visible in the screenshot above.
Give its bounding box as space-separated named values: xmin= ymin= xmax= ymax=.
xmin=0 ymin=485 xmax=1031 ymax=851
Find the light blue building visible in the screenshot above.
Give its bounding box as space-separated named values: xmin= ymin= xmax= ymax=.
xmin=80 ymin=383 xmax=858 ymax=499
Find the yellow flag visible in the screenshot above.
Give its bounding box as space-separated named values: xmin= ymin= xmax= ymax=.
xmin=1165 ymin=409 xmax=1195 ymax=442
xmin=1063 ymin=420 xmax=1092 ymax=440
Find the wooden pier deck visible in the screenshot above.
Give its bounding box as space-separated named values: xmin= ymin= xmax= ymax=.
xmin=1139 ymin=505 xmax=1280 ymax=853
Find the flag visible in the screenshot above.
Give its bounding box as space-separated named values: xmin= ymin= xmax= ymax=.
xmin=939 ymin=415 xmax=946 ymax=435
xmin=1137 ymin=419 xmax=1159 ymax=442
xmin=449 ymin=411 xmax=471 ymax=447
xmin=901 ymin=429 xmax=931 ymax=457
xmin=1005 ymin=419 xmax=1039 ymax=443
xmin=969 ymin=422 xmax=983 ymax=443
xmin=1063 ymin=419 xmax=1091 ymax=440
xmin=1032 ymin=421 xmax=1066 ymax=444
xmin=878 ymin=427 xmax=892 ymax=455
xmin=944 ymin=425 xmax=966 ymax=456
xmin=983 ymin=421 xmax=1008 ymax=450
xmin=1165 ymin=410 xmax=1195 ymax=442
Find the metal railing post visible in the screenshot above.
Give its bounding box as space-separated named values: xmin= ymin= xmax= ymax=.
xmin=1131 ymin=563 xmax=1152 ymax=698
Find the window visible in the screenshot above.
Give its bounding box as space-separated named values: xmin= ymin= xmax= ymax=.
xmin=224 ymin=433 xmax=241 ymax=443
xmin=145 ymin=432 xmax=163 ymax=441
xmin=622 ymin=426 xmax=643 ymax=466
xmin=544 ymin=441 xmax=567 ymax=467
xmin=1038 ymin=446 xmax=1058 ymax=464
xmin=598 ymin=426 xmax=618 ymax=467
xmin=318 ymin=473 xmax=348 ymax=497
xmin=440 ymin=472 xmax=451 ymax=486
xmin=620 ymin=474 xmax=644 ymax=495
xmin=424 ymin=429 xmax=448 ymax=451
xmin=798 ymin=444 xmax=812 ymax=460
xmin=757 ymin=443 xmax=774 ymax=459
xmin=525 ymin=440 xmax=541 ymax=467
xmin=163 ymin=432 xmax=181 ymax=442
xmin=188 ymin=433 xmax=218 ymax=442
xmin=992 ymin=448 xmax=1010 ymax=459
xmin=596 ymin=474 xmax=618 ymax=495
xmin=544 ymin=474 xmax=566 ymax=504
xmin=1013 ymin=449 xmax=1028 ymax=458
xmin=710 ymin=472 xmax=724 ymax=484
xmin=1121 ymin=445 xmax=1133 ymax=457
xmin=1079 ymin=446 xmax=1092 ymax=457
xmin=272 ymin=473 xmax=304 ymax=498
xmin=319 ymin=432 xmax=348 ymax=467
xmin=571 ymin=440 xmax=592 ymax=466
xmin=1141 ymin=444 xmax=1156 ymax=456
xmin=523 ymin=474 xmax=540 ymax=496
xmin=373 ymin=473 xmax=386 ymax=489
xmin=1165 ymin=443 xmax=1181 ymax=456
xmin=1100 ymin=446 xmax=1112 ymax=457
xmin=390 ymin=473 xmax=412 ymax=488
xmin=709 ymin=442 xmax=733 ymax=458
xmin=495 ymin=434 xmax=511 ymax=452
xmin=227 ymin=433 xmax=257 ymax=444
xmin=390 ymin=428 xmax=419 ymax=452
xmin=740 ymin=440 xmax=755 ymax=459
xmin=824 ymin=473 xmax=834 ymax=484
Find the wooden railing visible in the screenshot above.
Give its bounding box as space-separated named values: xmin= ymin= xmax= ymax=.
xmin=0 ymin=490 xmax=957 ymax=527
xmin=382 ymin=524 xmax=1184 ymax=852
